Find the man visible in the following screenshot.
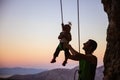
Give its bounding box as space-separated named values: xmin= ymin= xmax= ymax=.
xmin=67 ymin=39 xmax=97 ymax=80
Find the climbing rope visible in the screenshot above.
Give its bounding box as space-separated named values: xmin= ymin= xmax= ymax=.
xmin=74 ymin=69 xmax=79 ymax=80
xmin=60 ymin=0 xmax=64 ymax=23
xmin=77 ymin=0 xmax=80 ymax=80
xmin=77 ymin=0 xmax=80 ymax=53
xmin=74 ymin=0 xmax=80 ymax=80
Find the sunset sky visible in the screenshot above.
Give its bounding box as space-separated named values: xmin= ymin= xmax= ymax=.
xmin=0 ymin=0 xmax=108 ymax=69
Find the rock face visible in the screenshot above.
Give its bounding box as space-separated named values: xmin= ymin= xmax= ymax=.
xmin=101 ymin=0 xmax=120 ymax=80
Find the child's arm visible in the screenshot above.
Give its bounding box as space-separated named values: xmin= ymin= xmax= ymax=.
xmin=58 ymin=32 xmax=64 ymax=39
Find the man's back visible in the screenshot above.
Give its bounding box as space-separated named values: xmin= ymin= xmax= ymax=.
xmin=79 ymin=59 xmax=97 ymax=80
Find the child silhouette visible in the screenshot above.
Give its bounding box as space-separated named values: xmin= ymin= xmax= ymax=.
xmin=51 ymin=22 xmax=72 ymax=66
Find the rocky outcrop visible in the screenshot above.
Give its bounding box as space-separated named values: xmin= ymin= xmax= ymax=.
xmin=101 ymin=0 xmax=120 ymax=80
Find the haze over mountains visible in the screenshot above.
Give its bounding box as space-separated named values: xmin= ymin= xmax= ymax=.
xmin=0 ymin=67 xmax=46 ymax=78
xmin=0 ymin=66 xmax=104 ymax=80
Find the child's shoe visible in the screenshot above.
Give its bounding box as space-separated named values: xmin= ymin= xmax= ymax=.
xmin=62 ymin=61 xmax=67 ymax=66
xmin=50 ymin=59 xmax=56 ymax=63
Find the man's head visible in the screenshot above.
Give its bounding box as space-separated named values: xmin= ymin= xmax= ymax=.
xmin=83 ymin=39 xmax=97 ymax=54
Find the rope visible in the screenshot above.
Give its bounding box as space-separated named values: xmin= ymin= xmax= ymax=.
xmin=60 ymin=0 xmax=64 ymax=23
xmin=74 ymin=1 xmax=80 ymax=80
xmin=77 ymin=0 xmax=80 ymax=53
xmin=77 ymin=0 xmax=80 ymax=80
xmin=74 ymin=69 xmax=79 ymax=80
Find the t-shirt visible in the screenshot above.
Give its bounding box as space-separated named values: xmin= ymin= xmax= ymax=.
xmin=79 ymin=59 xmax=97 ymax=80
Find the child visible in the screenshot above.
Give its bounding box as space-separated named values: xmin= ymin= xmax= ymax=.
xmin=51 ymin=22 xmax=72 ymax=66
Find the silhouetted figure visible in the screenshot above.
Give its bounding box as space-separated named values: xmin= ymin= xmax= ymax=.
xmin=51 ymin=22 xmax=72 ymax=66
xmin=67 ymin=39 xmax=97 ymax=80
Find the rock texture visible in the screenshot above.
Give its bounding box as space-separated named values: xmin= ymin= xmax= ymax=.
xmin=102 ymin=0 xmax=120 ymax=80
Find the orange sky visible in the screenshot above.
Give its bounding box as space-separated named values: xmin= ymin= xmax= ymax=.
xmin=0 ymin=36 xmax=106 ymax=69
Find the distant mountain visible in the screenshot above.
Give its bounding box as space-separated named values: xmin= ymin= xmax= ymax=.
xmin=0 ymin=67 xmax=46 ymax=78
xmin=5 ymin=66 xmax=104 ymax=80
xmin=95 ymin=66 xmax=104 ymax=80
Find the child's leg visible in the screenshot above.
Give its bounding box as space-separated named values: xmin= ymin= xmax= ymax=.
xmin=62 ymin=48 xmax=71 ymax=66
xmin=51 ymin=43 xmax=63 ymax=63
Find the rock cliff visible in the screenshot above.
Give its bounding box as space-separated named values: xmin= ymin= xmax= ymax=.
xmin=102 ymin=0 xmax=120 ymax=80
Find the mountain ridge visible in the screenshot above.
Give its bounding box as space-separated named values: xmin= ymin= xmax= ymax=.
xmin=0 ymin=67 xmax=46 ymax=78
xmin=5 ymin=66 xmax=103 ymax=80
